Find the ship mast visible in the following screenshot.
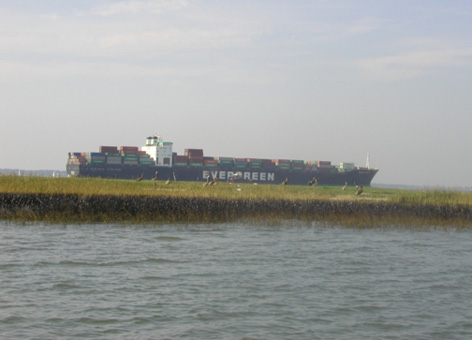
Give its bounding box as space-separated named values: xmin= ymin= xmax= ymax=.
xmin=366 ymin=153 xmax=370 ymax=169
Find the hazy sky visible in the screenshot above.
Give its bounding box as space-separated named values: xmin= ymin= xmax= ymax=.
xmin=1 ymin=0 xmax=471 ymax=187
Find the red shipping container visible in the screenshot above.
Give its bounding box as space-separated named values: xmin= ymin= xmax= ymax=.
xmin=185 ymin=149 xmax=203 ymax=157
xmin=120 ymin=146 xmax=139 ymax=153
xmin=174 ymin=155 xmax=188 ymax=162
xmin=99 ymin=146 xmax=118 ymax=153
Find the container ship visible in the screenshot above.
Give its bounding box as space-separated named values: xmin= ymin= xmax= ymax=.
xmin=66 ymin=135 xmax=378 ymax=186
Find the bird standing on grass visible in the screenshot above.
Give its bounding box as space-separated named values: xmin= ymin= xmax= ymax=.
xmin=152 ymin=171 xmax=159 ymax=187
xmin=281 ymin=178 xmax=288 ymax=186
xmin=135 ymin=173 xmax=144 ymax=181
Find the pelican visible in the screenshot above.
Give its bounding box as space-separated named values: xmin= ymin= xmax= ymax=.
xmin=165 ymin=178 xmax=172 ymax=185
xmin=342 ymin=181 xmax=348 ymax=190
xmin=135 ymin=173 xmax=144 ymax=182
xmin=281 ymin=178 xmax=288 ymax=186
xmin=204 ymin=176 xmax=211 ymax=187
xmin=151 ymin=171 xmax=159 ymax=187
xmin=355 ymin=185 xmax=363 ymax=195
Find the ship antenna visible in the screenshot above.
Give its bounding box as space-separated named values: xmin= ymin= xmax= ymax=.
xmin=366 ymin=153 xmax=370 ymax=169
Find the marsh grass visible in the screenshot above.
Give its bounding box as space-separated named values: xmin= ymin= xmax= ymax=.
xmin=1 ymin=175 xmax=471 ymax=226
xmin=1 ymin=175 xmax=471 ymax=205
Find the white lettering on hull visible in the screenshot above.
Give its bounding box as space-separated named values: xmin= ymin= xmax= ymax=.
xmin=202 ymin=170 xmax=275 ymax=182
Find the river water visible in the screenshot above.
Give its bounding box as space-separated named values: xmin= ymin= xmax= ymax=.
xmin=1 ymin=221 xmax=472 ymax=339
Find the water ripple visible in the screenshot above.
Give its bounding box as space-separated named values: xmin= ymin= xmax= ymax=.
xmin=1 ymin=222 xmax=472 ymax=339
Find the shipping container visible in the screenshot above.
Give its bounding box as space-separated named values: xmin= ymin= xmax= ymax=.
xmin=339 ymin=162 xmax=355 ymax=170
xmin=185 ymin=149 xmax=203 ymax=157
xmin=99 ymin=146 xmax=118 ymax=154
xmin=139 ymin=160 xmax=155 ymax=166
xmin=262 ymin=159 xmax=275 ymax=165
xmin=249 ymin=163 xmax=262 ymax=169
xmin=120 ymin=146 xmax=139 ymax=153
xmin=218 ymin=160 xmax=234 ymax=165
xmin=234 ymin=161 xmax=247 ymax=167
xmin=174 ymin=155 xmax=188 ymax=162
xmin=204 ymin=160 xmax=219 ymax=165
xmin=107 ymin=159 xmax=122 ymax=165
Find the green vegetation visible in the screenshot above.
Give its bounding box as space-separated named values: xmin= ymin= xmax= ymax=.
xmin=0 ymin=175 xmax=471 ymax=226
xmin=1 ymin=175 xmax=471 ymax=205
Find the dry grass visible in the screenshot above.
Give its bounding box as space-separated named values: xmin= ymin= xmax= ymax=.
xmin=1 ymin=175 xmax=471 ymax=226
xmin=1 ymin=175 xmax=471 ymax=205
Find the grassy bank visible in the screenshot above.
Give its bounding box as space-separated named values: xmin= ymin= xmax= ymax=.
xmin=1 ymin=175 xmax=471 ymax=226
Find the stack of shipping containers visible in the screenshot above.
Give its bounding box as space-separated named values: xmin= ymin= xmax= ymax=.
xmin=121 ymin=146 xmax=139 ymax=166
xmin=290 ymin=160 xmax=305 ymax=171
xmin=262 ymin=159 xmax=276 ymax=171
xmin=138 ymin=151 xmax=154 ymax=166
xmin=338 ymin=162 xmax=355 ymax=172
xmin=247 ymin=159 xmax=262 ymax=169
xmin=217 ymin=157 xmax=234 ymax=168
xmin=100 ymin=146 xmax=121 ymax=165
xmin=186 ymin=149 xmax=204 ymax=167
xmin=173 ymin=155 xmax=188 ymax=167
xmin=84 ymin=152 xmax=106 ymax=164
xmin=317 ymin=161 xmax=332 ymax=172
xmin=68 ymin=153 xmax=87 ymax=164
xmin=204 ymin=157 xmax=218 ymax=168
xmin=234 ymin=158 xmax=247 ymax=169
xmin=274 ymin=159 xmax=291 ymax=170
